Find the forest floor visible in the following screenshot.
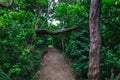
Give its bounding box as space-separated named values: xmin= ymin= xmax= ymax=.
xmin=36 ymin=47 xmax=75 ymax=80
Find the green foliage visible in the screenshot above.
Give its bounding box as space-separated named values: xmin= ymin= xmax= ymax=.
xmin=0 ymin=26 xmax=47 ymax=80
xmin=64 ymin=28 xmax=89 ymax=79
xmin=55 ymin=2 xmax=88 ymax=28
xmin=99 ymin=1 xmax=120 ymax=79
xmin=52 ymin=1 xmax=89 ymax=79
xmin=53 ymin=0 xmax=120 ymax=80
xmin=1 ymin=0 xmax=120 ymax=80
xmin=0 ymin=0 xmax=48 ymax=79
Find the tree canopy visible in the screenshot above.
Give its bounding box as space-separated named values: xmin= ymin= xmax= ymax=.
xmin=0 ymin=0 xmax=120 ymax=80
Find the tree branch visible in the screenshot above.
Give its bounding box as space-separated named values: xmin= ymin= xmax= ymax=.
xmin=35 ymin=26 xmax=80 ymax=35
xmin=0 ymin=0 xmax=13 ymax=8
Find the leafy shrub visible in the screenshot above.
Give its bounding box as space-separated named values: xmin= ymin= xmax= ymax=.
xmin=0 ymin=27 xmax=47 ymax=80
xmin=64 ymin=28 xmax=89 ymax=79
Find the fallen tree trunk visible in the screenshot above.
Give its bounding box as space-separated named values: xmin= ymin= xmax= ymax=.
xmin=35 ymin=26 xmax=80 ymax=35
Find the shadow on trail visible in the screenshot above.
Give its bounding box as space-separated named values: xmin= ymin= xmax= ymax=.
xmin=37 ymin=47 xmax=75 ymax=80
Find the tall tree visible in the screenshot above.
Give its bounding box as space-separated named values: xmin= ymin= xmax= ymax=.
xmin=88 ymin=0 xmax=102 ymax=80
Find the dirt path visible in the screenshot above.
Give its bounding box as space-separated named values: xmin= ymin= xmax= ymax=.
xmin=37 ymin=47 xmax=75 ymax=80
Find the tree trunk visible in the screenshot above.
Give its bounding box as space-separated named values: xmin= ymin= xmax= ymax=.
xmin=62 ymin=37 xmax=64 ymax=52
xmin=88 ymin=0 xmax=102 ymax=80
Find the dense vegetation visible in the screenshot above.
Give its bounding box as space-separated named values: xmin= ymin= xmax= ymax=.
xmin=52 ymin=0 xmax=120 ymax=80
xmin=0 ymin=0 xmax=120 ymax=80
xmin=0 ymin=0 xmax=48 ymax=80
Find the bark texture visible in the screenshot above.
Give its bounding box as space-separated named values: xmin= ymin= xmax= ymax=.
xmin=36 ymin=26 xmax=80 ymax=35
xmin=88 ymin=0 xmax=102 ymax=80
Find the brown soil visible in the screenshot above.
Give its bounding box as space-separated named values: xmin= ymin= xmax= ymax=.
xmin=36 ymin=47 xmax=75 ymax=80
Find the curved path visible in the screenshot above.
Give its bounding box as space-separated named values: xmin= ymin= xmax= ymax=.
xmin=37 ymin=47 xmax=75 ymax=80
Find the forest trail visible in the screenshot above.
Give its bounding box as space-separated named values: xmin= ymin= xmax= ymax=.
xmin=37 ymin=47 xmax=75 ymax=80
